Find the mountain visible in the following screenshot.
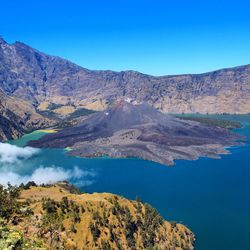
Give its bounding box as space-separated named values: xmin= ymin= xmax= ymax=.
xmin=0 ymin=90 xmax=54 ymax=141
xmin=0 ymin=182 xmax=195 ymax=250
xmin=1 ymin=36 xmax=250 ymax=115
xmin=29 ymin=101 xmax=241 ymax=165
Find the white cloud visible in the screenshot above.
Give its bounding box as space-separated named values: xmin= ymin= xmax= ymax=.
xmin=0 ymin=142 xmax=40 ymax=164
xmin=0 ymin=165 xmax=95 ymax=187
xmin=0 ymin=143 xmax=96 ymax=188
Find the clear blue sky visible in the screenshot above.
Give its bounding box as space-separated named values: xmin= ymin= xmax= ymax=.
xmin=1 ymin=0 xmax=250 ymax=75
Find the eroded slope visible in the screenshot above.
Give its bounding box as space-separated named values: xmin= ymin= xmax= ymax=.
xmin=29 ymin=101 xmax=242 ymax=165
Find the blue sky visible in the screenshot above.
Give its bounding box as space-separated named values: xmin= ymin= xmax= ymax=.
xmin=1 ymin=0 xmax=250 ymax=75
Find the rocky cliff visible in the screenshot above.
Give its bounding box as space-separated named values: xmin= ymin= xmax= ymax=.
xmin=1 ymin=36 xmax=250 ymax=115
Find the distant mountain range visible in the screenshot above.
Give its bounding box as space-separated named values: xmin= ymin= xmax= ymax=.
xmin=0 ymin=36 xmax=250 ymax=140
xmin=1 ymin=36 xmax=250 ymax=113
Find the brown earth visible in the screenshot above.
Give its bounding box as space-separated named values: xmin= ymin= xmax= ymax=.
xmin=9 ymin=182 xmax=195 ymax=250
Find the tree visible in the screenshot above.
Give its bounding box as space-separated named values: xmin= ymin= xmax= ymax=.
xmin=89 ymin=222 xmax=100 ymax=242
xmin=41 ymin=199 xmax=62 ymax=250
xmin=0 ymin=184 xmax=20 ymax=221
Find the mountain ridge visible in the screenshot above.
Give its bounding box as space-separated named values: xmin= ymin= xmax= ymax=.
xmin=1 ymin=35 xmax=249 ymax=77
xmin=1 ymin=36 xmax=250 ymax=115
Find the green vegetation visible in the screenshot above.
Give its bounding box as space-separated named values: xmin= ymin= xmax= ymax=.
xmin=89 ymin=222 xmax=101 ymax=242
xmin=0 ymin=184 xmax=45 ymax=249
xmin=37 ymin=109 xmax=60 ymax=121
xmin=67 ymin=107 xmax=95 ymax=120
xmin=47 ymin=103 xmax=64 ymax=110
xmin=38 ymin=105 xmax=96 ymax=129
xmin=0 ymin=184 xmax=20 ymax=221
xmin=0 ymin=225 xmax=46 ymax=249
xmin=39 ymin=194 xmax=88 ymax=247
xmin=37 ymin=99 xmax=95 ymax=126
xmin=176 ymin=115 xmax=242 ymax=130
xmin=41 ymin=204 xmax=61 ymax=248
xmin=0 ymin=183 xmax=194 ymax=249
xmin=106 ymin=196 xmax=166 ymax=249
xmin=57 ymin=107 xmax=95 ymax=128
xmin=141 ymin=203 xmax=164 ymax=248
xmin=0 ymin=226 xmax=24 ymax=250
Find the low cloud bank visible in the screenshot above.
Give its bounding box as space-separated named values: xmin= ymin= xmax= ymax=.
xmin=0 ymin=143 xmax=95 ymax=188
xmin=0 ymin=165 xmax=95 ymax=187
xmin=0 ymin=142 xmax=40 ymax=164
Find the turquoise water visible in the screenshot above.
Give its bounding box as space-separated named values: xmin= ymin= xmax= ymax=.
xmin=8 ymin=130 xmax=49 ymax=147
xmin=5 ymin=115 xmax=250 ymax=250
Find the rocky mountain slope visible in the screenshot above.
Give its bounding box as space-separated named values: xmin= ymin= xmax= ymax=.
xmin=0 ymin=90 xmax=54 ymax=141
xmin=29 ymin=101 xmax=241 ymax=165
xmin=1 ymin=36 xmax=250 ymax=115
xmin=0 ymin=182 xmax=195 ymax=250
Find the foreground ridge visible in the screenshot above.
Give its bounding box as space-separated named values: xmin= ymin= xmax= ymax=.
xmin=0 ymin=181 xmax=195 ymax=249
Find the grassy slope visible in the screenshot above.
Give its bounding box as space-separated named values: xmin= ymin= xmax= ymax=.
xmin=3 ymin=183 xmax=194 ymax=250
